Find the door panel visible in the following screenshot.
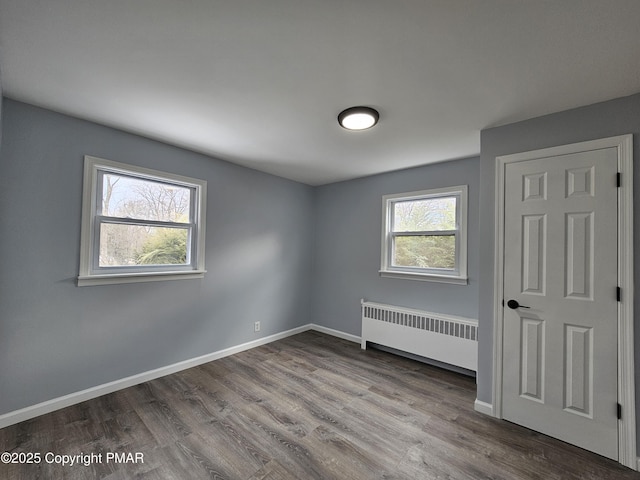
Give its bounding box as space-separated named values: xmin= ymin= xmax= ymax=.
xmin=522 ymin=214 xmax=546 ymax=294
xmin=520 ymin=317 xmax=544 ymax=402
xmin=565 ymin=212 xmax=593 ymax=299
xmin=502 ymin=148 xmax=618 ymax=460
xmin=564 ymin=324 xmax=592 ymax=416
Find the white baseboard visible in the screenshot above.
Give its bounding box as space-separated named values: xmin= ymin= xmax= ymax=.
xmin=474 ymin=398 xmax=494 ymax=417
xmin=309 ymin=323 xmax=361 ymax=344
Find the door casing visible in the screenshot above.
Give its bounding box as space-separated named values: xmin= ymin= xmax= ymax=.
xmin=491 ymin=135 xmax=635 ymax=469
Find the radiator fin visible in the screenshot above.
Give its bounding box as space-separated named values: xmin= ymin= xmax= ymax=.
xmin=362 ymin=303 xmax=477 ymax=341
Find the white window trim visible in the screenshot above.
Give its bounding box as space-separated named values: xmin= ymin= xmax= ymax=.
xmin=78 ymin=156 xmax=207 ymax=286
xmin=380 ymin=185 xmax=468 ymax=284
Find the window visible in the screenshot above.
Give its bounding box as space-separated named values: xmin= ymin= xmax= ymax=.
xmin=380 ymin=185 xmax=467 ymax=284
xmin=78 ymin=156 xmax=207 ymax=286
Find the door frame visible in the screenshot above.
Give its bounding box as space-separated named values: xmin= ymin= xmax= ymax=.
xmin=491 ymin=135 xmax=635 ymax=469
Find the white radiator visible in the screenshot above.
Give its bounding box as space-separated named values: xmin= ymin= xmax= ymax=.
xmin=361 ymin=300 xmax=478 ymax=371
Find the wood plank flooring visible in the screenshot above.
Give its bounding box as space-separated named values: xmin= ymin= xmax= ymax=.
xmin=1 ymin=331 xmax=639 ymax=479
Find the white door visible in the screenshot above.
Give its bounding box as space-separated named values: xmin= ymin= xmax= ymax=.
xmin=501 ymin=147 xmax=619 ymax=459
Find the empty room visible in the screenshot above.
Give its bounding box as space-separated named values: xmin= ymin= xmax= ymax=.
xmin=2 ymin=1 xmax=640 ymax=479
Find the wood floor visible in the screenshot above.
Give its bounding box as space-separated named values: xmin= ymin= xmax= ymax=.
xmin=1 ymin=331 xmax=638 ymax=479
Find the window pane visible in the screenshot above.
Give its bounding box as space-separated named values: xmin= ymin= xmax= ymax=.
xmin=99 ymin=224 xmax=189 ymax=267
xmin=393 ymin=235 xmax=455 ymax=269
xmin=393 ymin=197 xmax=456 ymax=232
xmin=102 ymin=173 xmax=191 ymax=223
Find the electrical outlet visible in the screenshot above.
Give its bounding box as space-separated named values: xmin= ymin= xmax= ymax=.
xmin=254 ymin=321 xmax=261 ymax=332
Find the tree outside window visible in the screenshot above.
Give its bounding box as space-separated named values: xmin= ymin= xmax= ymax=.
xmin=78 ymin=156 xmax=206 ymax=286
xmin=380 ymin=186 xmax=467 ymax=284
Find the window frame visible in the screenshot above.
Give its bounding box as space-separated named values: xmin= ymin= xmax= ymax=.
xmin=380 ymin=185 xmax=468 ymax=284
xmin=78 ymin=156 xmax=207 ymax=286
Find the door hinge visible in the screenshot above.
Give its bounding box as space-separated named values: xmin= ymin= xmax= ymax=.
xmin=618 ymin=403 xmax=622 ymax=420
xmin=617 ymin=172 xmax=621 ymax=187
xmin=617 ymin=287 xmax=621 ymax=302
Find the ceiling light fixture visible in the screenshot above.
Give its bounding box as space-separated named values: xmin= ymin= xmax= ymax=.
xmin=338 ymin=106 xmax=379 ymax=131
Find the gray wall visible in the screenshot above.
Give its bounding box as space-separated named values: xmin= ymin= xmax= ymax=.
xmin=477 ymin=92 xmax=640 ymax=444
xmin=312 ymin=157 xmax=480 ymax=335
xmin=0 ymin=99 xmax=315 ymax=415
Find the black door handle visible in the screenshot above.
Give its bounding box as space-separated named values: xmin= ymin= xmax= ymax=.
xmin=507 ymin=299 xmax=530 ymax=309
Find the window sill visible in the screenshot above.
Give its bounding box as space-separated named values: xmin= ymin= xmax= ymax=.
xmin=77 ymin=270 xmax=206 ymax=287
xmin=379 ymin=270 xmax=468 ymax=285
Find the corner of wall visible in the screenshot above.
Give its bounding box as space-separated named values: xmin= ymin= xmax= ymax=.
xmin=0 ymin=67 xmax=4 ymax=152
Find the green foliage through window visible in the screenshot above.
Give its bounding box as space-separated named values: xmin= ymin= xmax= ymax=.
xmin=393 ymin=235 xmax=455 ymax=269
xmin=391 ymin=196 xmax=457 ymax=270
xmin=98 ymin=173 xmax=192 ymax=267
xmin=138 ymin=228 xmax=188 ymax=265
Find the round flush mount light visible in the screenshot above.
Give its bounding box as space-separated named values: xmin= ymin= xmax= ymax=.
xmin=338 ymin=106 xmax=379 ymax=131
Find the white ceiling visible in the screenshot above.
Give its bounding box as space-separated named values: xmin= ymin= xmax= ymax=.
xmin=1 ymin=1 xmax=640 ymax=185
